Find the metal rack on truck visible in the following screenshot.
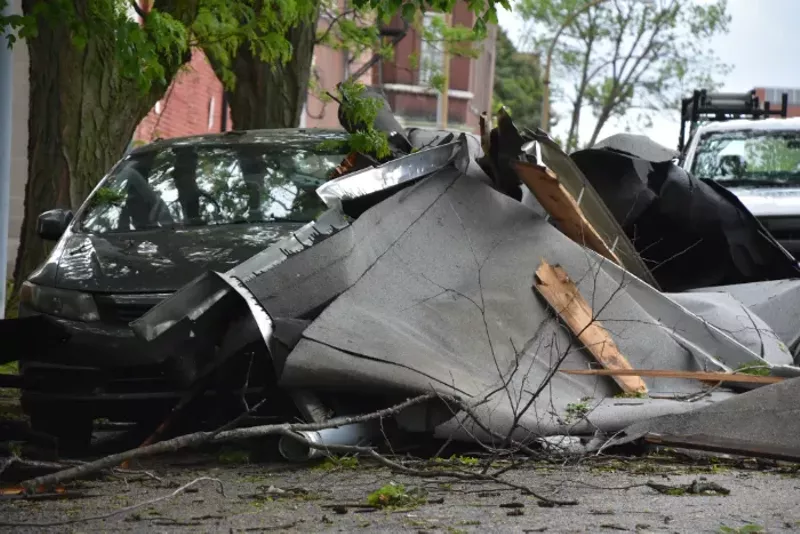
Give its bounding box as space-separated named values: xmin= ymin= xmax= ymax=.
xmin=678 ymin=89 xmax=789 ymax=161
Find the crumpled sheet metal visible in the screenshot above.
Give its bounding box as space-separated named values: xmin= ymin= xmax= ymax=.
xmin=607 ymin=377 xmax=800 ymax=455
xmin=595 ymin=260 xmax=796 ymax=373
xmin=131 ymin=207 xmax=350 ymax=348
xmin=132 ymin=130 xmax=800 ymax=444
xmin=690 ymin=279 xmax=800 ymax=364
xmin=315 ymin=139 xmax=465 ymax=209
xmin=276 ymin=167 xmax=790 ymax=441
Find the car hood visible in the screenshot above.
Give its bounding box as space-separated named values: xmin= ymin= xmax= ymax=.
xmin=727 ymin=186 xmax=800 ymax=218
xmin=53 ymin=223 xmax=304 ymax=293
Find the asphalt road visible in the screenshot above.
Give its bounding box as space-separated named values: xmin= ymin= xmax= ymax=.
xmin=1 ymin=451 xmax=798 ymax=533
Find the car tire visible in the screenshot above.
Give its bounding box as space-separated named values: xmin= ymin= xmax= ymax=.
xmin=28 ymin=410 xmax=94 ymax=456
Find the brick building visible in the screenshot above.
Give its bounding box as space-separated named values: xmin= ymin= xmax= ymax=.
xmin=754 ymin=87 xmax=800 ymax=118
xmin=132 ymin=6 xmax=498 ymax=142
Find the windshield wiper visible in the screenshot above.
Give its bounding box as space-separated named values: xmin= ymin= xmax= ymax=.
xmin=714 ymin=178 xmax=792 ymax=188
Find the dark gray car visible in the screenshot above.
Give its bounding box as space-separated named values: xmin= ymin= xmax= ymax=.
xmin=17 ymin=129 xmax=349 ymax=450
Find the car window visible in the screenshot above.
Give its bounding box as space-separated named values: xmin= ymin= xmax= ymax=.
xmin=691 ymin=130 xmax=800 ymax=183
xmin=80 ymin=142 xmax=347 ymax=233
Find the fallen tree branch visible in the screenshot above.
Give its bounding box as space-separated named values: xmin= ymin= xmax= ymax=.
xmin=271 ymin=428 xmax=576 ymax=506
xmin=20 ymin=393 xmax=439 ymax=492
xmin=0 ymin=477 xmax=223 ymax=528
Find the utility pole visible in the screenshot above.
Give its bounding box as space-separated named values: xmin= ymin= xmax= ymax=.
xmin=0 ymin=0 xmax=14 ymax=319
xmin=436 ymin=13 xmax=451 ymax=130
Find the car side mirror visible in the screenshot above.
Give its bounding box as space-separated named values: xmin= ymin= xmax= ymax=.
xmin=37 ymin=209 xmax=74 ymax=241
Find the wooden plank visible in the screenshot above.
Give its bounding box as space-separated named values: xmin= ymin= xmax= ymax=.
xmin=515 ymin=161 xmax=621 ymax=265
xmin=534 ymin=260 xmax=647 ymax=394
xmin=559 ymin=368 xmax=783 ymax=385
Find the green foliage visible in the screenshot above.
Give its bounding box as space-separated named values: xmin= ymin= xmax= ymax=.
xmin=492 ymin=28 xmax=542 ymax=129
xmin=217 ymin=447 xmax=251 ymax=464
xmin=366 ymin=482 xmax=427 ymax=508
xmin=89 ymin=186 xmax=126 ymax=209
xmin=350 ymin=0 xmax=508 ymax=33
xmin=515 ymin=0 xmax=731 ymax=144
xmin=613 ymin=390 xmax=647 ymax=399
xmin=735 ymin=361 xmax=771 ymax=377
xmin=434 ymin=454 xmax=480 ymax=466
xmin=337 ymin=80 xmax=391 ymax=159
xmin=564 ymin=400 xmax=590 ymax=423
xmin=4 ymin=279 xmax=17 ymax=320
xmin=313 ymin=455 xmax=360 ymax=470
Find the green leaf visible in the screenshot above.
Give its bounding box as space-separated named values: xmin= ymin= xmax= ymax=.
xmin=402 ymin=2 xmax=416 ymax=20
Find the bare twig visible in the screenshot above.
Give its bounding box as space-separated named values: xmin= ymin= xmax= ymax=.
xmin=0 ymin=477 xmax=224 ymax=528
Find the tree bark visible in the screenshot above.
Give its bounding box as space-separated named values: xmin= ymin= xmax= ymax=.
xmin=566 ymin=22 xmax=596 ymax=152
xmin=13 ymin=0 xmax=195 ymax=288
xmin=587 ymin=103 xmax=614 ymax=146
xmin=222 ymin=5 xmax=320 ymax=130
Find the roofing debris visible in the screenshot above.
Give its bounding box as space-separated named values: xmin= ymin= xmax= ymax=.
xmin=7 ymin=90 xmax=800 ymax=467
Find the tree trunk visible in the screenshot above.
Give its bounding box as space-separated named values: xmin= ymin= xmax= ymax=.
xmin=566 ymin=34 xmax=595 ymax=152
xmin=223 ymin=7 xmax=320 ymax=130
xmin=588 ymin=103 xmax=614 ymax=147
xmin=13 ymin=0 xmax=193 ymax=288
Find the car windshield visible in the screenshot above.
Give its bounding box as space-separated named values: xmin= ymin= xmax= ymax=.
xmin=80 ymin=140 xmax=348 ymax=234
xmin=691 ymin=130 xmax=800 ymax=185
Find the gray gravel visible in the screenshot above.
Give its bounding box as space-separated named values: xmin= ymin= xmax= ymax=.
xmin=1 ymin=452 xmax=799 ymax=533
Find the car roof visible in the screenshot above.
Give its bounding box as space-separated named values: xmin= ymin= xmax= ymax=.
xmin=695 ymin=117 xmax=800 ymax=134
xmin=128 ymin=128 xmax=350 ymax=155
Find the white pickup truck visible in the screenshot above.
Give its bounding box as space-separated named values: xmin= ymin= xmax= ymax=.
xmin=681 ymin=116 xmax=800 ymax=258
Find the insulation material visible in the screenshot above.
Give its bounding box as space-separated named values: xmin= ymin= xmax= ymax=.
xmin=571 ymin=135 xmax=800 ymax=292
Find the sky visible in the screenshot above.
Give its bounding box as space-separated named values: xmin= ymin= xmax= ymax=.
xmin=496 ymin=0 xmax=800 ymax=149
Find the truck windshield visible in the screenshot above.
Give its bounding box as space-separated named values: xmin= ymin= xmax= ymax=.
xmin=691 ymin=130 xmax=800 ymax=185
xmin=80 ymin=141 xmax=347 ymax=234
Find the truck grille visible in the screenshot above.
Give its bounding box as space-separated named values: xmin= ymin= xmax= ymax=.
xmin=95 ymin=293 xmax=172 ymax=325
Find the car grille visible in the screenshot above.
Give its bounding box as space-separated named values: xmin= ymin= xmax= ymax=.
xmin=94 ymin=293 xmax=172 ymax=325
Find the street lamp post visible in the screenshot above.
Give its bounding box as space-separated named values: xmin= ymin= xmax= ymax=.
xmin=541 ymin=0 xmax=608 ymax=130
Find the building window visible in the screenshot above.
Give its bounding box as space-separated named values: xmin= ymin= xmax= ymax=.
xmin=208 ymin=97 xmax=216 ymax=130
xmin=155 ymin=101 xmax=162 ymax=114
xmin=764 ymin=88 xmax=800 ymax=105
xmin=418 ymin=12 xmax=444 ymax=86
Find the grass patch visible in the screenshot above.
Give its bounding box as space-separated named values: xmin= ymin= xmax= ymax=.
xmin=718 ymin=525 xmax=764 ymax=533
xmin=433 ymin=454 xmax=480 ymax=467
xmin=5 ymin=280 xmax=18 ymax=319
xmin=367 ymin=482 xmax=427 ymax=509
xmin=312 ymin=455 xmax=360 ymax=471
xmin=217 ymin=447 xmax=250 ymax=465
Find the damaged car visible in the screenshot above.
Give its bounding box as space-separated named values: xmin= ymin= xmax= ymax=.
xmin=7 ymin=87 xmax=800 ymax=462
xmin=15 ymin=129 xmax=351 ymax=450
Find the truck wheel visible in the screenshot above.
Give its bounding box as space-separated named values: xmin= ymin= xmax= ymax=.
xmin=28 ymin=410 xmax=94 ymax=457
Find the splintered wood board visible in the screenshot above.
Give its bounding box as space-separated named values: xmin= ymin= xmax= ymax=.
xmin=534 ymin=260 xmax=647 ymax=394
xmin=514 ymin=161 xmax=621 ymax=266
xmin=560 ymin=368 xmax=783 ymax=385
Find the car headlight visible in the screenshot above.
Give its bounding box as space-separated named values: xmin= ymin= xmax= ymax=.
xmin=19 ymin=281 xmax=100 ymax=322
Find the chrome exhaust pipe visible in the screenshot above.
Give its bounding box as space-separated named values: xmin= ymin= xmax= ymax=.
xmin=277 ymin=423 xmax=377 ymax=462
